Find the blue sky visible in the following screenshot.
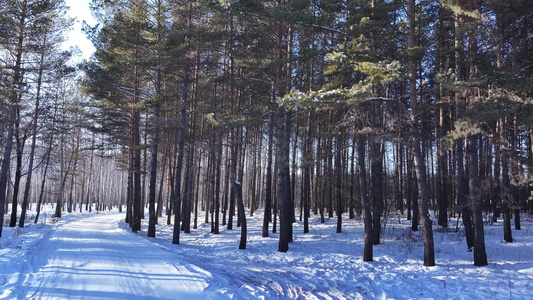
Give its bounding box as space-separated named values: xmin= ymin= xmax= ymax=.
xmin=64 ymin=0 xmax=97 ymax=60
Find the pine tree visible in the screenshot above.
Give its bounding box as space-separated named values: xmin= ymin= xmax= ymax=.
xmin=84 ymin=0 xmax=152 ymax=231
xmin=0 ymin=0 xmax=72 ymax=234
xmin=146 ymin=0 xmax=170 ymax=238
xmin=407 ymin=0 xmax=435 ymax=267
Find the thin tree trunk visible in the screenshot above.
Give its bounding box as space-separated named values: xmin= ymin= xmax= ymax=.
xmin=0 ymin=0 xmax=27 ymax=237
xmin=303 ymin=110 xmax=311 ymax=233
xmin=214 ymin=130 xmax=223 ymax=234
xmin=156 ymin=153 xmax=167 ymax=220
xmin=235 ymin=180 xmax=246 ymax=249
xmin=263 ymin=115 xmax=274 ymax=237
xmin=9 ymin=122 xmax=24 ymax=227
xmin=278 ymin=110 xmax=292 ymax=252
xmin=468 ymin=135 xmax=488 ymax=266
xmin=20 ymin=45 xmax=48 ymax=227
xmin=350 ymin=132 xmax=357 ymax=219
xmin=172 ymin=66 xmax=189 ymax=244
xmin=408 ymin=0 xmax=435 ymax=266
xmin=227 ymin=129 xmax=238 ymax=230
xmin=34 ymin=107 xmax=57 ymax=224
xmin=370 ymin=104 xmax=383 ymax=244
xmin=336 ymin=134 xmax=343 ymax=233
xmin=147 ymin=82 xmax=161 ymax=237
xmin=358 ymin=122 xmax=373 ymax=262
xmin=454 ymin=3 xmax=474 ymax=250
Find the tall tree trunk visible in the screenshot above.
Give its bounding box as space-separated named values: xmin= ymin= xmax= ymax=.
xmin=501 ymin=119 xmax=513 ymax=242
xmin=278 ymin=110 xmax=292 ymax=252
xmin=263 ymin=115 xmax=274 ymax=237
xmin=358 ymin=122 xmax=373 ymax=262
xmin=370 ymin=103 xmax=383 ymax=245
xmin=395 ymin=139 xmax=404 ymax=214
xmin=222 ymin=144 xmax=230 ymax=226
xmin=147 ymin=71 xmax=162 ymax=238
xmin=214 ymin=130 xmax=223 ymax=234
xmin=19 ymin=45 xmax=47 ymax=227
xmin=350 ymin=131 xmax=357 ymax=218
xmin=0 ymin=1 xmax=26 ymax=236
xmin=492 ymin=125 xmax=501 ymax=223
xmin=454 ymin=4 xmax=474 ymax=249
xmin=9 ymin=121 xmax=24 ymax=227
xmin=132 ymin=111 xmax=142 ymax=232
xmin=131 ymin=61 xmax=142 ymax=232
xmin=336 ymin=134 xmax=343 ymax=233
xmin=67 ymin=143 xmax=80 ymax=214
xmin=172 ymin=66 xmax=189 ymax=244
xmin=235 ymin=180 xmax=246 ymax=249
xmin=408 ymin=0 xmax=435 ymax=266
xmin=303 ymin=110 xmax=311 ymax=233
xmin=156 ymin=150 xmax=168 ymax=221
xmin=467 ymin=0 xmax=487 ymax=265
xmin=468 ymin=135 xmax=488 ymax=266
xmin=412 ymin=134 xmax=435 ymax=267
xmin=227 ymin=129 xmax=238 ymax=230
xmin=34 ymin=106 xmax=57 ymax=224
xmin=327 ymin=134 xmax=334 ymax=219
xmin=54 ymin=130 xmax=73 ymax=219
xmin=166 ymin=145 xmax=175 ymax=225
xmin=86 ymin=136 xmax=95 ymax=212
xmin=181 ymin=145 xmax=194 ymax=233
xmin=436 ymin=107 xmax=448 ymax=228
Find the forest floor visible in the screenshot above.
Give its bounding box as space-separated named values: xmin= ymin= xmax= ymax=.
xmin=1 ymin=206 xmax=532 ymax=299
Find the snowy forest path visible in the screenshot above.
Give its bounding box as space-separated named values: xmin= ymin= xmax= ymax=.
xmin=13 ymin=213 xmax=216 ymax=300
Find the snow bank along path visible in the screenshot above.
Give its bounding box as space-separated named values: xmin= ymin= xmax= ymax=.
xmin=9 ymin=213 xmax=216 ymax=300
xmin=3 ymin=209 xmax=532 ymax=299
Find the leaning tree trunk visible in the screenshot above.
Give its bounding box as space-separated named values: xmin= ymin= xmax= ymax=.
xmin=19 ymin=45 xmax=47 ymax=227
xmin=9 ymin=124 xmax=24 ymax=227
xmin=0 ymin=0 xmax=26 ymax=237
xmin=35 ymin=104 xmax=58 ymax=224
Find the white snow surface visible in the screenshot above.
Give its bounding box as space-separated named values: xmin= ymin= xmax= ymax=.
xmin=1 ymin=206 xmax=532 ymax=299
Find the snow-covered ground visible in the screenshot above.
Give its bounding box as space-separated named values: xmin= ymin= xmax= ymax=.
xmin=1 ymin=205 xmax=532 ymax=299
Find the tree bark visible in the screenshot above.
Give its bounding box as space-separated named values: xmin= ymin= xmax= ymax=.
xmin=336 ymin=134 xmax=343 ymax=233
xmin=370 ymin=104 xmax=383 ymax=245
xmin=0 ymin=0 xmax=26 ymax=236
xmin=172 ymin=66 xmax=189 ymax=244
xmin=235 ymin=180 xmax=247 ymax=249
xmin=147 ymin=72 xmax=161 ymax=238
xmin=278 ymin=110 xmax=292 ymax=252
xmin=468 ymin=135 xmax=488 ymax=266
xmin=263 ymin=114 xmax=274 ymax=237
xmin=408 ymin=0 xmax=435 ymax=266
xmin=358 ymin=122 xmax=373 ymax=262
